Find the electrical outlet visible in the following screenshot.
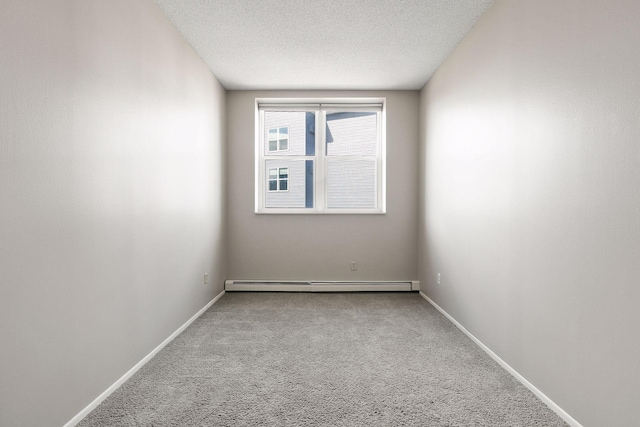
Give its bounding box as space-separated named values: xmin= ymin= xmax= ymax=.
xmin=204 ymin=273 xmax=209 ymax=284
xmin=350 ymin=261 xmax=357 ymax=271
xmin=437 ymin=273 xmax=441 ymax=285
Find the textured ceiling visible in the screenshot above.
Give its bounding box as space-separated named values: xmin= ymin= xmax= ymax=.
xmin=153 ymin=0 xmax=494 ymax=90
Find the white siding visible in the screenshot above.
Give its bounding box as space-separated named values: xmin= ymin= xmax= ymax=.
xmin=326 ymin=112 xmax=377 ymax=156
xmin=326 ymin=158 xmax=376 ymax=209
xmin=264 ymin=111 xmax=308 ymax=155
xmin=263 ymin=112 xmax=309 ymax=208
xmin=265 ymin=159 xmax=307 ymax=208
xmin=325 ymin=112 xmax=377 ymax=209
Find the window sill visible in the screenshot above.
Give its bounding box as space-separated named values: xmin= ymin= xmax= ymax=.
xmin=255 ymin=209 xmax=386 ymax=215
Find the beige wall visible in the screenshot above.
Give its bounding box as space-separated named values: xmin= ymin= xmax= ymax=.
xmin=227 ymin=91 xmax=419 ymax=281
xmin=419 ymin=0 xmax=640 ymax=425
xmin=0 ymin=1 xmax=226 ymax=426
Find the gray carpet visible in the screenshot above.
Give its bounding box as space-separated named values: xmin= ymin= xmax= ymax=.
xmin=78 ymin=292 xmax=567 ymax=426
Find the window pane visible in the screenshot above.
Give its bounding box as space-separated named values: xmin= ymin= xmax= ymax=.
xmin=264 ymin=111 xmax=315 ymax=156
xmin=269 ymin=169 xmax=277 ymax=179
xmin=326 ymin=158 xmax=376 ymax=209
xmin=325 ymin=112 xmax=377 ymax=156
xmin=268 ymin=180 xmax=277 ymax=191
xmin=265 ymin=160 xmax=311 ymax=208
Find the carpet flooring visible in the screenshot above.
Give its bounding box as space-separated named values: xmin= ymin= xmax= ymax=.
xmin=78 ymin=292 xmax=568 ymax=426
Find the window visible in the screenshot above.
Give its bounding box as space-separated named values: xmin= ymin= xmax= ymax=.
xmin=256 ymin=98 xmax=385 ymax=213
xmin=268 ymin=127 xmax=289 ymax=152
xmin=268 ymin=167 xmax=289 ymax=191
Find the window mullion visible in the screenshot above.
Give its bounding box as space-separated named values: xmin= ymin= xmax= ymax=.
xmin=315 ymin=109 xmax=326 ymax=212
xmin=378 ymin=110 xmax=385 ymax=212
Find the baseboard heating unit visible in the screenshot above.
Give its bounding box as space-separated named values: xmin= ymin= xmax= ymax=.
xmin=225 ymin=280 xmax=420 ymax=292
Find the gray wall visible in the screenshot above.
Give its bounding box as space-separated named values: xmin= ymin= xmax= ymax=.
xmin=227 ymin=91 xmax=419 ymax=281
xmin=0 ymin=1 xmax=226 ymax=426
xmin=419 ymin=0 xmax=640 ymax=425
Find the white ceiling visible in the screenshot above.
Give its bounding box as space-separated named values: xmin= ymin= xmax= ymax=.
xmin=153 ymin=0 xmax=493 ymax=90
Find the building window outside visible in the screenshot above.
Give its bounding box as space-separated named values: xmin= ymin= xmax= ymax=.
xmin=256 ymin=98 xmax=386 ymax=214
xmin=268 ymin=127 xmax=289 ymax=152
xmin=268 ymin=167 xmax=289 ymax=191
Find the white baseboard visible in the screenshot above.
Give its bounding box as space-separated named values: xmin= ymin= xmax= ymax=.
xmin=63 ymin=290 xmax=226 ymax=427
xmin=419 ymin=291 xmax=582 ymax=427
xmin=225 ymin=280 xmax=418 ymax=292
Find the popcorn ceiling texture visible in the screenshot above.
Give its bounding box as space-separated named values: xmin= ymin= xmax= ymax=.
xmin=153 ymin=0 xmax=494 ymax=90
xmin=78 ymin=292 xmax=567 ymax=426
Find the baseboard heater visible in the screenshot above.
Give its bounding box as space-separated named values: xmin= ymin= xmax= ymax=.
xmin=225 ymin=280 xmax=420 ymax=292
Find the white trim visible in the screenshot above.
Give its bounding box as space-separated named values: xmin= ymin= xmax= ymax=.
xmin=380 ymin=107 xmax=385 ymax=210
xmin=312 ymin=283 xmax=409 ymax=292
xmin=63 ymin=291 xmax=226 ymax=427
xmin=225 ymin=280 xmax=414 ymax=292
xmin=418 ymin=291 xmax=583 ymax=427
xmin=257 ymin=97 xmax=385 ymax=111
xmin=255 ymin=209 xmax=386 ymax=215
xmin=316 ymin=109 xmax=327 ymax=211
xmin=255 ymin=104 xmax=262 ymax=212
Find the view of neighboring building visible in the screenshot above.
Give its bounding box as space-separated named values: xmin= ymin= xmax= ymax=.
xmin=263 ymin=111 xmax=378 ymax=209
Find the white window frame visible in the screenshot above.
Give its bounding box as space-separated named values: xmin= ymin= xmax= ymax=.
xmin=267 ymin=126 xmax=289 ymax=152
xmin=255 ymin=98 xmax=386 ymax=214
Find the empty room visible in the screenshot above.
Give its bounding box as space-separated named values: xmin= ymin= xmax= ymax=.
xmin=1 ymin=0 xmax=638 ymax=426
